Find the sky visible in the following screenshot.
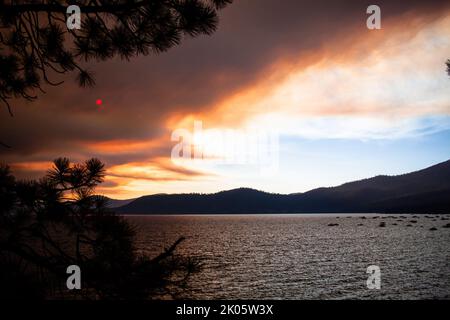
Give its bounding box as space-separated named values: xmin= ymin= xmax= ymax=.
xmin=1 ymin=0 xmax=450 ymax=199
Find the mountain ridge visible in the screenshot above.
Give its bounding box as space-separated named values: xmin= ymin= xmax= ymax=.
xmin=115 ymin=159 xmax=450 ymax=214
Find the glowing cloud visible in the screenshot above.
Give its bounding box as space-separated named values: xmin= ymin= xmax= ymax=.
xmin=180 ymin=15 xmax=450 ymax=140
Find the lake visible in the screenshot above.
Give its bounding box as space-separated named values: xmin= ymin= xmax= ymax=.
xmin=126 ymin=214 xmax=450 ymax=299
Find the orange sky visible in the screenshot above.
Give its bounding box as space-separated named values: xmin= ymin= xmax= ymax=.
xmin=2 ymin=1 xmax=450 ymax=199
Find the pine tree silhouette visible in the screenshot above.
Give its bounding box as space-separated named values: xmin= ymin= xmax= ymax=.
xmin=446 ymin=59 xmax=450 ymax=77
xmin=0 ymin=158 xmax=200 ymax=299
xmin=0 ymin=0 xmax=232 ymax=115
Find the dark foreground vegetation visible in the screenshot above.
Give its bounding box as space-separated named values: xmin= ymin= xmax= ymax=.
xmin=0 ymin=158 xmax=198 ymax=299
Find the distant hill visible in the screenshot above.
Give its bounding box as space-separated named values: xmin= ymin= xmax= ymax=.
xmin=116 ymin=159 xmax=450 ymax=214
xmin=105 ymin=197 xmax=137 ymax=208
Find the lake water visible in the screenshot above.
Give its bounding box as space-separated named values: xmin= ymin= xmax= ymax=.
xmin=126 ymin=214 xmax=450 ymax=300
